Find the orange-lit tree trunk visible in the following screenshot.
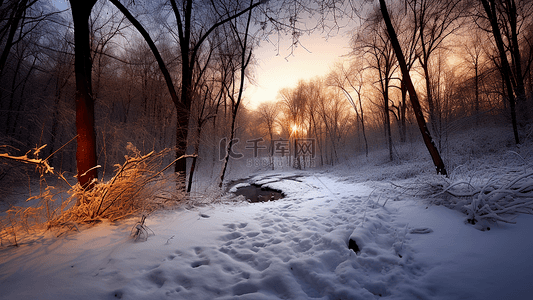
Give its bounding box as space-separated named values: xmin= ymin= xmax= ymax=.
xmin=379 ymin=0 xmax=447 ymax=176
xmin=69 ymin=0 xmax=98 ymax=188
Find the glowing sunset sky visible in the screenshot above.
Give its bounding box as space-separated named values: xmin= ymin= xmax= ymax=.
xmin=244 ymin=31 xmax=351 ymax=109
xmin=52 ymin=0 xmax=352 ymax=110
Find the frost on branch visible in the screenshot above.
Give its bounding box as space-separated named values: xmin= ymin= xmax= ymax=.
xmin=463 ymin=172 xmax=533 ymax=225
xmin=433 ymin=171 xmax=533 ymax=228
xmin=0 ymin=145 xmax=55 ymax=175
xmin=56 ymin=144 xmax=188 ymax=223
xmin=1 ymin=143 xmax=190 ymax=247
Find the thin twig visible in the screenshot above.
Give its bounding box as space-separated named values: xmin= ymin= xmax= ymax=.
xmin=44 ymin=135 xmax=78 ymax=162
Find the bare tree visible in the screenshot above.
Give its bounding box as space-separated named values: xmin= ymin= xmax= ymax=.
xmin=460 ymin=26 xmax=490 ymax=120
xmin=89 ymin=1 xmax=129 ymax=102
xmin=1 ymin=0 xmax=60 ymax=136
xmin=353 ymin=7 xmax=398 ymax=161
xmin=257 ymin=101 xmax=279 ymax=170
xmin=69 ymin=0 xmax=99 ymax=189
xmin=477 ymin=0 xmax=533 ymax=143
xmin=394 ymin=2 xmax=419 ymax=143
xmin=168 ymin=0 xmax=263 ymax=182
xmin=219 ymin=0 xmax=255 ymax=186
xmin=187 ymin=38 xmax=226 ymax=192
xmin=478 ymin=0 xmax=520 ymax=143
xmin=327 ymin=61 xmax=369 ymax=156
xmin=407 ymin=0 xmax=466 ymax=141
xmin=315 ymin=83 xmax=347 ymax=165
xmin=46 ymin=30 xmax=75 ymax=165
xmin=305 ymin=82 xmax=325 ymax=166
xmin=187 ymin=86 xmax=215 ymax=192
xmin=107 ymin=0 xmax=266 ymax=188
xmin=379 ymin=0 xmax=447 ymax=175
xmin=279 ymin=81 xmax=309 ymax=169
xmin=0 ymin=0 xmax=38 ymax=76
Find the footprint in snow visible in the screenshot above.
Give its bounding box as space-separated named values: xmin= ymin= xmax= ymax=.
xmin=409 ymin=228 xmax=433 ymax=234
xmin=190 ymin=259 xmax=210 ymax=268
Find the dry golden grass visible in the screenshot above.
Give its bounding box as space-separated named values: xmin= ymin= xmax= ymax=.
xmin=0 ymin=143 xmax=190 ymax=247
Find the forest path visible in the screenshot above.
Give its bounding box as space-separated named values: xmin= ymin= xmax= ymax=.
xmin=4 ymin=171 xmax=530 ymax=299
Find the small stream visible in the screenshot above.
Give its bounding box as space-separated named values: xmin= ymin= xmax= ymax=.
xmin=227 ymin=174 xmax=304 ymax=203
xmin=232 ymin=183 xmax=284 ymax=203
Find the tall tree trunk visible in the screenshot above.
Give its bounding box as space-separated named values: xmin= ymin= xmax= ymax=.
xmin=475 ymin=60 xmax=480 ymax=115
xmin=384 ymin=87 xmax=393 ymax=161
xmin=379 ymin=0 xmax=447 ymax=176
xmin=507 ymin=0 xmax=528 ymax=128
xmin=421 ymin=59 xmax=437 ymax=135
xmin=186 ymin=124 xmax=201 ymax=193
xmin=110 ymin=0 xmax=188 ymax=187
xmin=219 ymin=0 xmax=254 ymax=186
xmin=400 ymin=80 xmax=408 ymax=143
xmin=175 ymin=76 xmax=191 ymax=177
xmin=172 ymin=0 xmax=193 ymax=178
xmin=480 ymin=0 xmax=520 ymax=144
xmin=171 ymin=0 xmax=263 ymax=181
xmin=357 ymin=92 xmax=369 ymax=156
xmin=69 ymin=0 xmax=98 ymax=188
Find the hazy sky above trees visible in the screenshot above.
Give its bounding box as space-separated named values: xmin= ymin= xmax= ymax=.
xmin=51 ymin=0 xmax=351 ymax=110
xmin=244 ymin=31 xmax=350 ymax=109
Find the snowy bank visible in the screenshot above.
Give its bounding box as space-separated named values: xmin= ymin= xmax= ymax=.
xmin=1 ymin=172 xmax=533 ymax=299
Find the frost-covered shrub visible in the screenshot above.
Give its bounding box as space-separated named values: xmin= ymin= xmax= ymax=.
xmin=389 ymin=129 xmax=533 ymax=230
xmin=429 ymin=167 xmax=533 ymax=230
xmin=463 ymin=172 xmax=533 ymax=225
xmin=0 ymin=144 xmax=187 ymax=247
xmin=60 ymin=144 xmax=184 ymax=223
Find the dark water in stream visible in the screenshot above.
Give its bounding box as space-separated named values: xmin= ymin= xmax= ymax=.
xmin=232 ymin=184 xmax=284 ymax=203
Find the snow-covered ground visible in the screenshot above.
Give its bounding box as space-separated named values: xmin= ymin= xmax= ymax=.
xmin=1 ymin=163 xmax=533 ymax=299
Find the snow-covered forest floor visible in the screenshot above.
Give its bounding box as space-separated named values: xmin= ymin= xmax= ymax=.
xmin=1 ymin=126 xmax=533 ymax=300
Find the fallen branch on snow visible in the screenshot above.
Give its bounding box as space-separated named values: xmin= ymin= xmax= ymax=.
xmin=464 ymin=171 xmax=533 ymax=225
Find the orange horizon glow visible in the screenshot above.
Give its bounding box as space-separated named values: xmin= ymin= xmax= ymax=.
xmin=244 ymin=32 xmax=351 ymax=110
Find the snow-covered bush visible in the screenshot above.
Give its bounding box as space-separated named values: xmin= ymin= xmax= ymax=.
xmin=385 ymin=128 xmax=533 ymax=230
xmin=431 ymin=158 xmax=533 ymax=229
xmin=462 ymin=172 xmax=533 ymax=225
